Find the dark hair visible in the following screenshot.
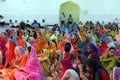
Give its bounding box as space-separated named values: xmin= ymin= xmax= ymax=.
xmin=27 ymin=46 xmax=31 ymax=53
xmin=47 ymin=41 xmax=50 ymax=46
xmin=87 ymin=59 xmax=104 ymax=73
xmin=109 ymin=47 xmax=116 ymax=51
xmin=116 ymin=62 xmax=120 ymax=67
xmin=27 ymin=30 xmax=30 ymax=36
xmin=64 ymin=45 xmax=71 ymax=53
xmin=77 ymin=54 xmax=87 ymax=64
xmin=87 ymin=59 xmax=110 ymax=80
xmin=65 ymin=42 xmax=71 ymax=48
xmin=17 ymin=31 xmax=20 ymax=36
xmin=33 ymin=31 xmax=37 ymax=39
xmin=52 ymin=40 xmax=57 ymax=48
xmin=25 ymin=42 xmax=31 ymax=53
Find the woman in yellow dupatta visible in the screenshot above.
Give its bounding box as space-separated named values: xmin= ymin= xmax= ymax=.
xmin=56 ymin=34 xmax=63 ymax=48
xmin=38 ymin=49 xmax=51 ymax=74
xmin=46 ymin=41 xmax=57 ymax=64
xmin=36 ymin=32 xmax=47 ymax=54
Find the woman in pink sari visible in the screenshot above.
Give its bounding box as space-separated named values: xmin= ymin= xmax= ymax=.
xmin=98 ymin=40 xmax=108 ymax=56
xmin=14 ymin=43 xmax=42 ymax=80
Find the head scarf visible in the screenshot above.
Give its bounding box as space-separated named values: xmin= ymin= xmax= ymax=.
xmin=15 ymin=46 xmax=25 ymax=57
xmin=28 ymin=37 xmax=36 ymax=47
xmin=107 ymin=36 xmax=115 ymax=47
xmin=84 ymin=43 xmax=99 ymax=57
xmin=60 ymin=58 xmax=73 ymax=78
xmin=6 ymin=39 xmax=16 ymax=63
xmin=98 ymin=40 xmax=108 ymax=56
xmin=24 ymin=46 xmax=42 ymax=79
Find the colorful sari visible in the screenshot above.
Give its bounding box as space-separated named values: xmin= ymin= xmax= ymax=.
xmin=1 ymin=46 xmax=27 ymax=80
xmin=38 ymin=49 xmax=51 ymax=74
xmin=28 ymin=37 xmax=36 ymax=48
xmin=17 ymin=36 xmax=25 ymax=47
xmin=110 ymin=30 xmax=116 ymax=38
xmin=115 ymin=40 xmax=120 ymax=56
xmin=48 ymin=41 xmax=57 ymax=64
xmin=6 ymin=39 xmax=16 ymax=65
xmin=98 ymin=40 xmax=108 ymax=56
xmin=0 ymin=37 xmax=6 ymax=66
xmin=113 ymin=67 xmax=120 ymax=80
xmin=56 ymin=35 xmax=62 ymax=48
xmin=84 ymin=43 xmax=100 ymax=57
xmin=107 ymin=36 xmax=115 ymax=47
xmin=36 ymin=33 xmax=47 ymax=54
xmin=45 ymin=29 xmax=50 ymax=40
xmin=60 ymin=58 xmax=73 ymax=79
xmin=14 ymin=47 xmax=42 ymax=80
xmin=98 ymin=28 xmax=106 ymax=36
xmin=22 ymin=30 xmax=29 ymax=42
xmin=100 ymin=48 xmax=118 ymax=74
xmin=79 ymin=27 xmax=87 ymax=37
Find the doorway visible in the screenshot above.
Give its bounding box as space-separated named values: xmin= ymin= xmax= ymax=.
xmin=59 ymin=1 xmax=80 ymax=24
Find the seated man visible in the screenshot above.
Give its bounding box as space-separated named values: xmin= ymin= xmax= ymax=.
xmin=0 ymin=16 xmax=5 ymax=27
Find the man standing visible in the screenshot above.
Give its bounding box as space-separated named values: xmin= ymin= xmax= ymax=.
xmin=60 ymin=12 xmax=65 ymax=26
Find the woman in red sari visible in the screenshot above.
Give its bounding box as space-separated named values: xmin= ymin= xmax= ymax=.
xmin=0 ymin=37 xmax=6 ymax=67
xmin=4 ymin=39 xmax=16 ymax=68
xmin=98 ymin=40 xmax=108 ymax=56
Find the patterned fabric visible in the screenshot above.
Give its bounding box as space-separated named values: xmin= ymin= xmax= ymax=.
xmin=14 ymin=47 xmax=42 ymax=80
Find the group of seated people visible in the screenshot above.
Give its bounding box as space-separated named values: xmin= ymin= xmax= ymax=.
xmin=0 ymin=18 xmax=47 ymax=29
xmin=0 ymin=20 xmax=120 ymax=80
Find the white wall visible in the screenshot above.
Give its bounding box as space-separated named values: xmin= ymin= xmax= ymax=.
xmin=0 ymin=0 xmax=120 ymax=24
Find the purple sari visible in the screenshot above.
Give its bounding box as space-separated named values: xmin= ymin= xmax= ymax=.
xmin=113 ymin=67 xmax=120 ymax=80
xmin=84 ymin=43 xmax=100 ymax=57
xmin=115 ymin=40 xmax=120 ymax=56
xmin=14 ymin=47 xmax=42 ymax=80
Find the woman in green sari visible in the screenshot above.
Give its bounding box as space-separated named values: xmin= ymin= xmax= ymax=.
xmin=100 ymin=47 xmax=118 ymax=74
xmin=22 ymin=30 xmax=29 ymax=42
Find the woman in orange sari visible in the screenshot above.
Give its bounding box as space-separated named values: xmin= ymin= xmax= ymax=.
xmin=16 ymin=30 xmax=25 ymax=47
xmin=36 ymin=32 xmax=47 ymax=54
xmin=0 ymin=46 xmax=27 ymax=80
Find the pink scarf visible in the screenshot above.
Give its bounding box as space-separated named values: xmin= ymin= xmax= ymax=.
xmin=60 ymin=58 xmax=73 ymax=79
xmin=24 ymin=47 xmax=42 ymax=78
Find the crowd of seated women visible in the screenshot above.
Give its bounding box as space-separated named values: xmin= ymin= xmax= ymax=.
xmin=0 ymin=20 xmax=120 ymax=80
